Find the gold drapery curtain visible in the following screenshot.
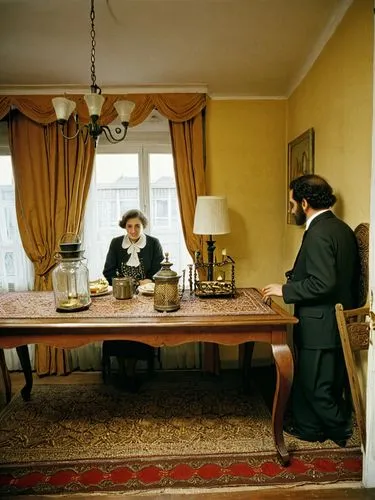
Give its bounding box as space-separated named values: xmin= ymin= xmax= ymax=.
xmin=169 ymin=112 xmax=220 ymax=375
xmin=1 ymin=92 xmax=218 ymax=373
xmin=8 ymin=110 xmax=95 ymax=375
xmin=169 ymin=114 xmax=205 ymax=260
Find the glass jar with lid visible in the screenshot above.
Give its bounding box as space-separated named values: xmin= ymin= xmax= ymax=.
xmin=52 ymin=234 xmax=91 ymax=312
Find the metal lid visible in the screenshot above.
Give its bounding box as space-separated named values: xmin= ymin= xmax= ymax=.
xmin=153 ymin=253 xmax=179 ymax=280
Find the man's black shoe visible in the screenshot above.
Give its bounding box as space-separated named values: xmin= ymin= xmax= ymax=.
xmin=325 ymin=430 xmax=352 ymax=448
xmin=331 ymin=438 xmax=348 ymax=448
xmin=283 ymin=423 xmax=326 ymax=443
xmin=324 ymin=425 xmax=352 ymax=448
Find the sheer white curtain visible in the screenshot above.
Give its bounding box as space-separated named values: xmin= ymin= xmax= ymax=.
xmin=0 ymin=122 xmax=35 ymax=370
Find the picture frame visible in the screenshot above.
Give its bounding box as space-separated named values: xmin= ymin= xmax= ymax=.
xmin=287 ymin=128 xmax=315 ymax=224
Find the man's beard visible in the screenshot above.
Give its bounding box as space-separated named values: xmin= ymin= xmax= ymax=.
xmin=294 ymin=202 xmax=306 ymax=226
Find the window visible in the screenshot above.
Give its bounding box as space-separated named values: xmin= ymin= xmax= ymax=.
xmin=83 ymin=144 xmax=192 ymax=280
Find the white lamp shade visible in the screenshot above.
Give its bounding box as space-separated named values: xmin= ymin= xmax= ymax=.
xmin=52 ymin=97 xmax=76 ymax=121
xmin=114 ymin=100 xmax=136 ymax=123
xmin=84 ymin=93 xmax=105 ymax=117
xmin=193 ymin=196 xmax=230 ymax=235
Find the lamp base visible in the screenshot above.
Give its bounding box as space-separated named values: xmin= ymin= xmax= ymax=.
xmin=206 ymin=237 xmax=215 ymax=281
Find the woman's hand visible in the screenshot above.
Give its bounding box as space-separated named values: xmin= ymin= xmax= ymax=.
xmin=139 ymin=279 xmax=153 ymax=286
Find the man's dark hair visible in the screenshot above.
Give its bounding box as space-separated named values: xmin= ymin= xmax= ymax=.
xmin=290 ymin=174 xmax=337 ymax=209
xmin=119 ymin=209 xmax=148 ymax=229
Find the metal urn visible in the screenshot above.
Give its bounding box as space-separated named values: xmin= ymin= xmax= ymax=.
xmin=52 ymin=233 xmax=91 ymax=312
xmin=153 ymin=253 xmax=183 ymax=312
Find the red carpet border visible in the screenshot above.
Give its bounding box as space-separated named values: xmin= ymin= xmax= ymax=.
xmin=0 ymin=449 xmax=362 ymax=495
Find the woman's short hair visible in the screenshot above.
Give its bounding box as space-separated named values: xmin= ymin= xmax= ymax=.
xmin=290 ymin=174 xmax=337 ymax=209
xmin=119 ymin=209 xmax=148 ymax=229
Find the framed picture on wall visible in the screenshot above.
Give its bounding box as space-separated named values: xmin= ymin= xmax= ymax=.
xmin=287 ymin=128 xmax=315 ymax=224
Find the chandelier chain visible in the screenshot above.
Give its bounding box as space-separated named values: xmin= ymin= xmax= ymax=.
xmin=90 ymin=0 xmax=97 ymax=90
xmin=52 ymin=0 xmax=134 ymax=146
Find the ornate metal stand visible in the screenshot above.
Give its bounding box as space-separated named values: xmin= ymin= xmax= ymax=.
xmin=188 ymin=254 xmax=236 ymax=298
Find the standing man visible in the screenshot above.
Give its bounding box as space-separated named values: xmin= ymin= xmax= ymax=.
xmin=262 ymin=174 xmax=360 ymax=446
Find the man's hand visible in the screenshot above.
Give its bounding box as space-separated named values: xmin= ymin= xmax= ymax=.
xmin=261 ymin=283 xmax=283 ymax=300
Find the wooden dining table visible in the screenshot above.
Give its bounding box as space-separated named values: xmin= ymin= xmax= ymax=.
xmin=0 ymin=287 xmax=297 ymax=465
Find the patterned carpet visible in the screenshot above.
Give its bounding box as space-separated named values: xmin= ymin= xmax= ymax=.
xmin=0 ymin=372 xmax=362 ymax=495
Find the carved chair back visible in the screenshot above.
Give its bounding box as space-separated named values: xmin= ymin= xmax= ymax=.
xmin=354 ymin=222 xmax=369 ymax=307
xmin=335 ymin=303 xmax=370 ymax=451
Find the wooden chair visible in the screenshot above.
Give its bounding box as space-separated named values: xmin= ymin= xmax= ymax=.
xmin=335 ymin=303 xmax=370 ymax=451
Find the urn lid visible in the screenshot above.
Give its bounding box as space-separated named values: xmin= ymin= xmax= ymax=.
xmin=153 ymin=253 xmax=179 ymax=280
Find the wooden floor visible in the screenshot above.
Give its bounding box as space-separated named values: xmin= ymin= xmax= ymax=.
xmin=5 ymin=485 xmax=375 ymax=499
xmin=2 ymin=371 xmax=375 ymax=500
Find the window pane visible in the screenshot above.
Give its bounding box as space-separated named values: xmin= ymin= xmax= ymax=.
xmin=96 ymin=154 xmax=139 ymax=240
xmin=84 ymin=154 xmax=140 ymax=279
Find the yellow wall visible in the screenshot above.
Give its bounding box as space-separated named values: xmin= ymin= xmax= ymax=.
xmin=206 ymin=0 xmax=373 ymax=365
xmin=286 ymin=0 xmax=373 ymax=267
xmin=206 ymin=100 xmax=287 ymax=289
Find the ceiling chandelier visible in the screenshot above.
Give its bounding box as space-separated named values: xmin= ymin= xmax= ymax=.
xmin=52 ymin=0 xmax=135 ymax=146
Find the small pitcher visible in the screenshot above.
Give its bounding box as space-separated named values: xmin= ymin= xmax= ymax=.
xmin=112 ymin=276 xmax=135 ymax=300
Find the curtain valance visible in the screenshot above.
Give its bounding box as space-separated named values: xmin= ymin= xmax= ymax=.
xmin=0 ymin=93 xmax=206 ymax=125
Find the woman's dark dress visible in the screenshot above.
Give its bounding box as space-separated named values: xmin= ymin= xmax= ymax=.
xmin=102 ymin=234 xmax=164 ymax=382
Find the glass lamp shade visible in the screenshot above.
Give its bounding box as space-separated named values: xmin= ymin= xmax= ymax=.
xmin=52 ymin=97 xmax=76 ymax=122
xmin=193 ymin=196 xmax=230 ymax=235
xmin=114 ymin=100 xmax=136 ymax=123
xmin=84 ymin=92 xmax=105 ymax=117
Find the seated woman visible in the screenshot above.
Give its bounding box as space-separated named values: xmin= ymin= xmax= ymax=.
xmin=103 ymin=209 xmax=164 ymax=392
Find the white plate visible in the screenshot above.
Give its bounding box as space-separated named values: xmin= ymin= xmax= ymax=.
xmin=90 ymin=286 xmax=112 ymax=297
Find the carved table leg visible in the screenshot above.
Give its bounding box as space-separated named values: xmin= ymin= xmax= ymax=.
xmin=271 ymin=343 xmax=294 ymax=465
xmin=0 ymin=348 xmax=12 ymax=403
xmin=16 ymin=345 xmax=33 ymax=401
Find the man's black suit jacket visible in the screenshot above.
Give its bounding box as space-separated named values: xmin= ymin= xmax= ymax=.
xmin=282 ymin=211 xmax=360 ymax=349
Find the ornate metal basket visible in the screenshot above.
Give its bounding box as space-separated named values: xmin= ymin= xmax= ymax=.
xmin=188 ymin=254 xmax=236 ymax=298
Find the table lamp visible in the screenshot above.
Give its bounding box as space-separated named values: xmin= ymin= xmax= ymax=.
xmin=193 ymin=195 xmax=230 ymax=281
